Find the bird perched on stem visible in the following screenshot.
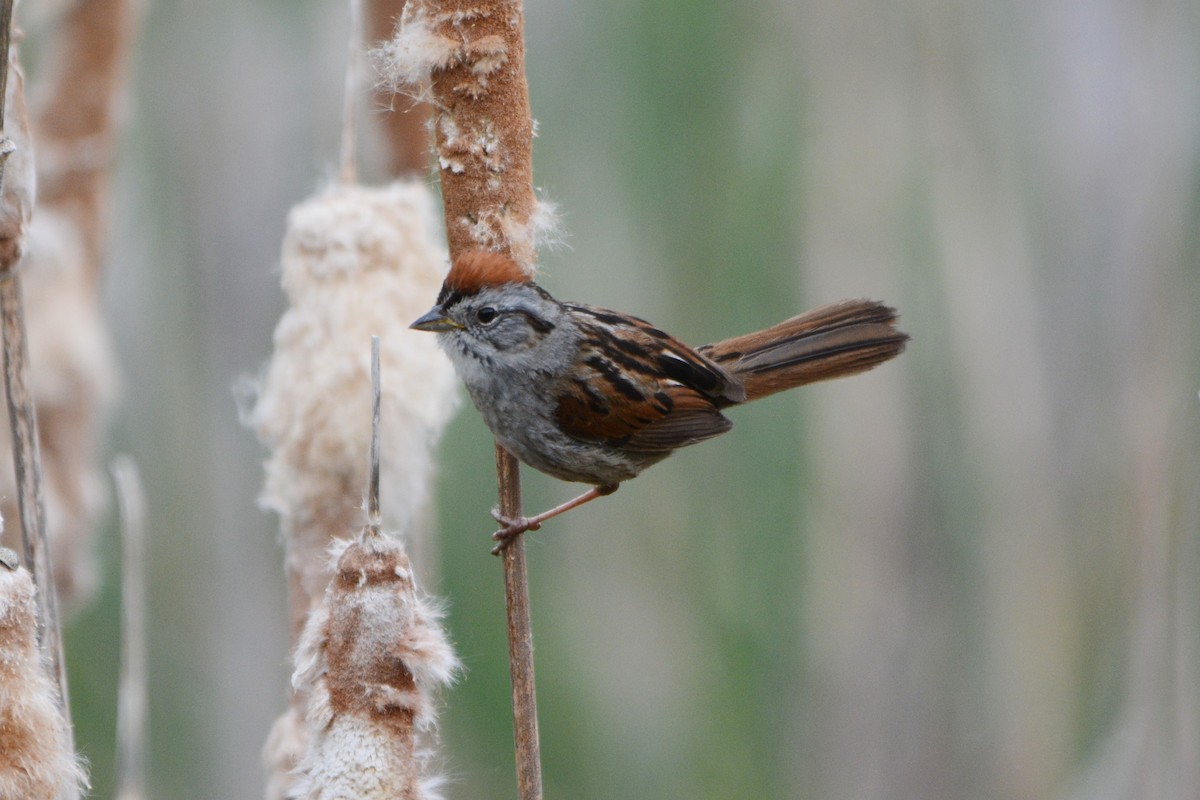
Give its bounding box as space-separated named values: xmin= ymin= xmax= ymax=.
xmin=412 ymin=250 xmax=908 ymax=552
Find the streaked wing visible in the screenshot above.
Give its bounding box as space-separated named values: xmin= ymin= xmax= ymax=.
xmin=622 ymin=405 xmax=733 ymax=452
xmin=553 ymin=304 xmax=741 ymax=452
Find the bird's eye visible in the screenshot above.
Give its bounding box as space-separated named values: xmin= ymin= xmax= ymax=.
xmin=475 ymin=306 xmax=499 ymax=325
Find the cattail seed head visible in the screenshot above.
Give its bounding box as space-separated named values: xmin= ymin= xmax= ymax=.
xmin=292 ymin=533 xmax=458 ymax=800
xmin=0 ymin=563 xmax=87 ymax=799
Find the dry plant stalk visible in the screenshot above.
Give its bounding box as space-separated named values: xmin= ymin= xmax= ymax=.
xmin=0 ymin=0 xmax=79 ymax=750
xmin=291 ymin=531 xmax=458 ymax=799
xmin=340 ymin=0 xmax=366 ymax=185
xmin=0 ymin=0 xmax=132 ymax=608
xmin=0 ymin=553 xmax=87 ymax=800
xmin=111 ymin=456 xmax=147 ymax=800
xmin=379 ymin=1 xmax=552 ymax=796
xmin=249 ymin=181 xmax=458 ymax=797
xmin=0 ymin=0 xmax=35 ymax=581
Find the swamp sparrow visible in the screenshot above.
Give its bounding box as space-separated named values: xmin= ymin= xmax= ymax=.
xmin=412 ymin=251 xmax=908 ymax=551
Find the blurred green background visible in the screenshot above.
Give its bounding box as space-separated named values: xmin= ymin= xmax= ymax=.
xmin=44 ymin=0 xmax=1200 ymax=797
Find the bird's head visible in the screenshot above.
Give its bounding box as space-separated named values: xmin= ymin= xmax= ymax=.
xmin=411 ymin=251 xmax=567 ymax=366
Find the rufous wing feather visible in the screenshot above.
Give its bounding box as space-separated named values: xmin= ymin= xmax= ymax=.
xmin=699 ymin=299 xmax=908 ymax=402
xmin=553 ymin=304 xmax=740 ymax=451
xmin=555 ymin=382 xmax=732 ymax=453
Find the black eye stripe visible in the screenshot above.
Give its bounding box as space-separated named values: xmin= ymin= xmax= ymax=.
xmin=521 ymin=311 xmax=555 ymax=333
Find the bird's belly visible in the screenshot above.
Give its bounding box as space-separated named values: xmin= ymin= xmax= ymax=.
xmin=468 ymin=386 xmax=658 ymax=485
xmin=508 ymin=432 xmax=649 ymax=485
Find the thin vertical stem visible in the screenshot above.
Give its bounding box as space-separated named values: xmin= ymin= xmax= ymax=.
xmin=496 ymin=443 xmax=542 ymax=800
xmin=0 ymin=277 xmax=71 ymax=731
xmin=366 ymin=335 xmax=381 ymax=536
xmin=339 ymin=0 xmax=363 ymax=184
xmin=0 ymin=0 xmax=10 ymax=134
xmin=112 ymin=456 xmax=147 ymax=800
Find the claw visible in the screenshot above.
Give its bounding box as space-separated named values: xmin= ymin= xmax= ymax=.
xmin=490 ymin=512 xmax=542 ymax=535
xmin=490 ymin=513 xmax=540 ymax=555
xmin=486 ymin=485 xmax=620 ymax=555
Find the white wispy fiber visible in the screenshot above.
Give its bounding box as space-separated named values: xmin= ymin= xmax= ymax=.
xmin=292 ymin=533 xmax=458 ymax=799
xmin=373 ymin=4 xmax=460 ymax=90
xmin=0 ymin=562 xmax=88 ymax=799
xmin=246 ymin=180 xmax=459 ymax=592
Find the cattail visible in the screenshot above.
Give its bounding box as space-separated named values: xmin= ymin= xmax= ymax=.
xmin=374 ymin=0 xmax=561 ymax=271
xmin=247 ymin=180 xmax=459 ymax=639
xmin=292 ymin=532 xmax=458 ymax=800
xmin=0 ymin=552 xmax=87 ymax=800
xmin=0 ymin=207 xmax=120 ymax=606
xmin=249 ymin=179 xmax=459 ymax=798
xmin=0 ymin=0 xmax=135 ymax=609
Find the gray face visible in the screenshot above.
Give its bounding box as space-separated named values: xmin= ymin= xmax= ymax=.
xmin=447 ymin=286 xmax=557 ymax=355
xmin=412 ymin=283 xmax=579 ymax=388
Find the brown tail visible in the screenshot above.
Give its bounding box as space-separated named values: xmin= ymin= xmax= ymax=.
xmin=699 ymin=299 xmax=908 ymax=404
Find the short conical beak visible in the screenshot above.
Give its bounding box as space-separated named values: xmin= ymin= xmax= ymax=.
xmin=410 ymin=306 xmax=463 ymax=332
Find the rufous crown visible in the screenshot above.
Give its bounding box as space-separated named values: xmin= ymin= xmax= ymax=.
xmin=444 ymin=250 xmax=531 ymax=294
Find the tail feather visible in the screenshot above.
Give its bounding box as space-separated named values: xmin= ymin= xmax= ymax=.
xmin=700 ymin=299 xmax=908 ymax=403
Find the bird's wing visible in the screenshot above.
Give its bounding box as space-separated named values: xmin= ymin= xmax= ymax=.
xmin=553 ymin=304 xmax=740 ymax=452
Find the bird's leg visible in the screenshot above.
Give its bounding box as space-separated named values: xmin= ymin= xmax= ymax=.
xmin=491 ymin=484 xmax=619 ymax=554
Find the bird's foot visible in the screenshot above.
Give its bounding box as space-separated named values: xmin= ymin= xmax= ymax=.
xmin=486 ymin=485 xmax=620 ymax=555
xmin=490 ymin=508 xmax=541 ymax=555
